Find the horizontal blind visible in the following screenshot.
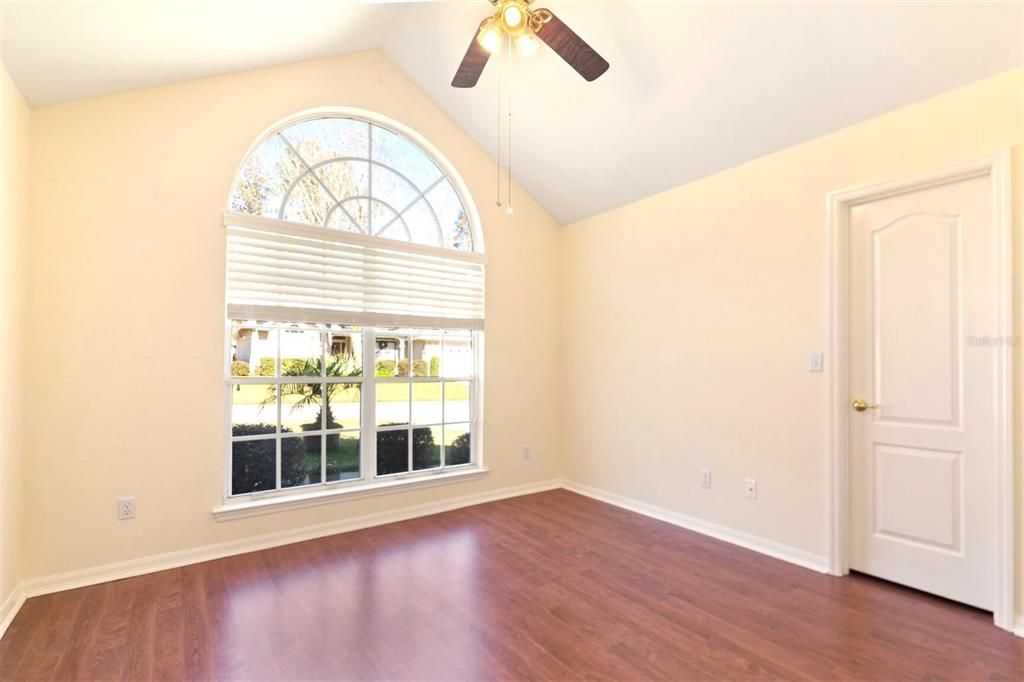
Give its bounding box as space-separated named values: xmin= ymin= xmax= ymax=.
xmin=225 ymin=215 xmax=485 ymax=330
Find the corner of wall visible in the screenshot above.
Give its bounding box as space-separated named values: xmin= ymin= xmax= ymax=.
xmin=0 ymin=58 xmax=31 ymax=621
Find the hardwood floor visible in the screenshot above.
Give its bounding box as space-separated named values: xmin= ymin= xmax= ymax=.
xmin=1 ymin=489 xmax=1021 ymax=680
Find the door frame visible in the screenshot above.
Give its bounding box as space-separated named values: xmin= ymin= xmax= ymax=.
xmin=825 ymin=150 xmax=1014 ymax=631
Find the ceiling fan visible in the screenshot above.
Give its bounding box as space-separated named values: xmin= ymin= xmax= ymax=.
xmin=451 ymin=0 xmax=610 ymax=88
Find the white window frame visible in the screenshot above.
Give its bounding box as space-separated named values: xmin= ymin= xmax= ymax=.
xmin=220 ymin=322 xmax=485 ymax=511
xmin=215 ymin=108 xmax=487 ymax=520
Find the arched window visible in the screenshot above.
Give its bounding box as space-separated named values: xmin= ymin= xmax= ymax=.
xmin=229 ymin=115 xmax=475 ymax=251
xmin=220 ymin=110 xmax=485 ymax=512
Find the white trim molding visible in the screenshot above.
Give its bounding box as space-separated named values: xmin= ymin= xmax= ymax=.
xmin=213 ymin=466 xmax=490 ymax=521
xmin=825 ymin=150 xmax=1015 ymax=632
xmin=562 ymin=481 xmax=830 ymax=573
xmin=0 ymin=479 xmax=560 ymax=639
xmin=0 ymin=583 xmax=26 ymax=641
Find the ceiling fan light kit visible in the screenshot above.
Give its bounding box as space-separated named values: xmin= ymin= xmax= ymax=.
xmin=451 ymin=0 xmax=610 ymax=217
xmin=454 ymin=0 xmax=609 ymax=87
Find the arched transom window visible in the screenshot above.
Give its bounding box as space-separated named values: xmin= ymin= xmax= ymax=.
xmin=230 ymin=116 xmax=474 ymax=251
xmin=219 ymin=111 xmax=484 ymax=514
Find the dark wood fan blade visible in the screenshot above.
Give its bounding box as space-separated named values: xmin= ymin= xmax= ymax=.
xmin=452 ymin=31 xmax=491 ymax=88
xmin=533 ymin=10 xmax=609 ymax=81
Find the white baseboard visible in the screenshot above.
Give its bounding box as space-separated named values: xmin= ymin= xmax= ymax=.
xmin=0 ymin=583 xmax=26 ymax=641
xmin=0 ymin=478 xmax=560 ymax=639
xmin=10 ymin=478 xmax=1018 ymax=643
xmin=561 ymin=480 xmax=830 ymax=573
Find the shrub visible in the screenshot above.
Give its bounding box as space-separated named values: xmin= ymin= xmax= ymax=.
xmin=375 ymin=360 xmax=396 ymax=377
xmin=429 ymin=356 xmax=441 ymax=377
xmin=396 ymin=359 xmax=428 ymax=377
xmin=231 ymin=361 xmax=250 ymax=377
xmin=281 ymin=358 xmax=314 ymax=375
xmin=376 ymin=425 xmax=437 ymax=474
xmin=230 ymin=423 xmax=307 ymax=493
xmin=258 ymin=357 xmax=275 ymax=377
xmin=447 ymin=431 xmax=471 ymax=466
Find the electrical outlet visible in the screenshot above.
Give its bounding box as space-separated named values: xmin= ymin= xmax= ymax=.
xmin=744 ymin=479 xmax=757 ymax=499
xmin=523 ymin=446 xmax=531 ymax=460
xmin=117 ymin=496 xmax=136 ymax=520
xmin=700 ymin=469 xmax=712 ymax=489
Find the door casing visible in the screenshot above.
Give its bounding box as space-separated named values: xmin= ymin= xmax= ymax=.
xmin=825 ymin=150 xmax=1014 ymax=632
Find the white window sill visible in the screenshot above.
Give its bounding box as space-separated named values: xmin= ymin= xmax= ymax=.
xmin=212 ymin=467 xmax=490 ymax=521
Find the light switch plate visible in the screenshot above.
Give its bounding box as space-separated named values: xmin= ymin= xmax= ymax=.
xmin=808 ymin=352 xmax=824 ymax=373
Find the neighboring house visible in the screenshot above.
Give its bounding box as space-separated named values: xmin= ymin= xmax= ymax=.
xmin=232 ymin=323 xmax=471 ymax=376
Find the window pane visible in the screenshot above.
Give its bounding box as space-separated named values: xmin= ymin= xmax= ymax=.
xmin=427 ymin=179 xmax=472 ymax=251
xmin=371 ymin=164 xmax=419 ymax=218
xmin=284 ymin=118 xmax=370 ymax=165
xmin=232 ymin=439 xmax=276 ymax=494
xmin=326 ymin=383 xmax=360 ymax=430
xmin=444 ymin=382 xmax=471 ymax=423
xmin=338 ymin=197 xmax=371 ymax=233
xmin=445 ymin=424 xmax=471 ymax=466
xmin=375 ymin=216 xmax=411 ymax=243
xmin=377 ymin=382 xmax=409 ymax=427
xmin=413 ymin=426 xmax=441 ymax=471
xmin=369 ymin=200 xmax=403 ymax=241
xmin=375 ymin=331 xmax=408 ymax=377
xmin=316 ymin=159 xmax=369 ymax=205
xmin=229 ymin=322 xmax=263 ymax=377
xmin=232 ymin=384 xmax=277 ymax=433
xmin=377 ymin=429 xmax=409 ymax=476
xmin=412 ymin=382 xmax=442 ymax=425
xmin=282 ymin=435 xmax=321 ymax=488
xmin=410 ymin=331 xmax=441 ymax=377
xmin=326 ymin=432 xmax=360 ymax=482
xmin=280 ymin=328 xmax=322 ymax=377
xmin=281 ymin=383 xmax=323 ymax=434
xmin=442 ymin=333 xmax=473 ymax=377
xmin=402 ymin=199 xmax=442 ymax=247
xmin=231 ymin=325 xmax=278 ymax=377
xmin=282 ymin=173 xmax=334 ymax=226
xmin=328 ymin=328 xmax=362 ymax=373
xmin=326 ymin=206 xmax=362 ymax=233
xmin=371 ymin=125 xmax=442 ymax=189
xmin=229 ymin=135 xmax=305 ymax=218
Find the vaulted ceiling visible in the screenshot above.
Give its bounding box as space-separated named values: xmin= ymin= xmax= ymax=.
xmin=4 ymin=1 xmax=1021 ymax=224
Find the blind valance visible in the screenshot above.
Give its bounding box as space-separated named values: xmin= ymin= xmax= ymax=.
xmin=225 ymin=213 xmax=485 ymax=330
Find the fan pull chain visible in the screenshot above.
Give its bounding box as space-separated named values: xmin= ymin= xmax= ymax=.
xmin=506 ymin=32 xmax=514 ymax=214
xmin=495 ymin=34 xmax=503 ymax=210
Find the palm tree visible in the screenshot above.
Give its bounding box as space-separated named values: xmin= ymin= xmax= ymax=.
xmin=263 ymin=353 xmax=362 ymax=432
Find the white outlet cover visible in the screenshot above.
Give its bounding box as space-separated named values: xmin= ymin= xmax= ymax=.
xmin=744 ymin=479 xmax=757 ymax=499
xmin=117 ymin=496 xmax=136 ymax=520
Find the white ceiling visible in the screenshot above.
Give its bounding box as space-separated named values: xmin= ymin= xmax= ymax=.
xmin=3 ymin=1 xmax=1022 ymax=224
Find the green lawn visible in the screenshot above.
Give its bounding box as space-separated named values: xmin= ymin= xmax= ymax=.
xmin=231 ymin=382 xmax=469 ymax=405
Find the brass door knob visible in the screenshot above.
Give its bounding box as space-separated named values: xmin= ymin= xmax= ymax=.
xmin=851 ymin=399 xmax=879 ymax=412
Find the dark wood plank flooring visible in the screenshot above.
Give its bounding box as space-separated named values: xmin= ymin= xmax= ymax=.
xmin=1 ymin=489 xmax=1021 ymax=680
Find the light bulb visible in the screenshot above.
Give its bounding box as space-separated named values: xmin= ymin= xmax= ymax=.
xmin=477 ymin=20 xmax=502 ymax=54
xmin=505 ymin=205 xmax=515 ymax=215
xmin=515 ymin=33 xmax=539 ymax=57
xmin=501 ymin=4 xmax=524 ymax=30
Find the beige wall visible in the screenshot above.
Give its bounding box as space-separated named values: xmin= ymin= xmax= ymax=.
xmin=9 ymin=50 xmax=1024 ymax=628
xmin=0 ymin=61 xmax=30 ymax=602
xmin=24 ymin=51 xmax=562 ymax=579
xmin=560 ymin=66 xmax=1023 ymax=611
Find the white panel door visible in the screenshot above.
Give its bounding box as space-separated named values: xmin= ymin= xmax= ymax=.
xmin=848 ymin=174 xmax=995 ymax=609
